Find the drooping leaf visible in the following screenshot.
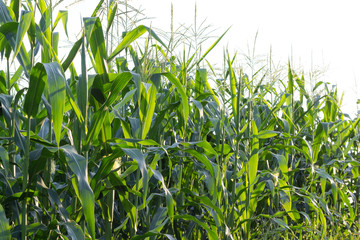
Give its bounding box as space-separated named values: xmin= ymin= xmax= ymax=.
xmin=61 ymin=145 xmax=95 ymax=239
xmin=150 ymin=168 xmax=174 ymax=221
xmin=0 ymin=21 xmax=30 ymax=77
xmin=61 ymin=221 xmax=85 ymax=240
xmin=174 ymin=215 xmax=217 ymax=240
xmin=108 ymin=25 xmax=146 ymax=62
xmin=122 ymin=148 xmax=148 ymax=207
xmin=108 ymin=25 xmax=166 ymax=63
xmin=53 ymin=10 xmax=68 ymax=37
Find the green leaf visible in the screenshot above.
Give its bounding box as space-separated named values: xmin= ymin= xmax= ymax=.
xmin=257 ymin=130 xmax=278 ymax=139
xmin=12 ymin=10 xmax=32 ymax=62
xmin=35 ymin=24 xmax=60 ymax=64
xmin=249 ymin=120 xmax=259 ymax=187
xmin=0 ymin=147 xmax=10 ymax=177
xmin=85 ymin=72 xmax=132 ymax=145
xmin=0 ymin=204 xmax=11 ymax=240
xmin=83 ymin=17 xmax=107 ymax=74
xmin=91 ymin=0 xmax=105 ymax=17
xmin=24 ymin=62 xmax=46 ymax=117
xmin=61 ymin=145 xmax=95 ymax=239
xmin=53 ymin=10 xmax=68 ymax=37
xmin=65 ymin=81 xmax=85 ymax=126
xmin=141 ymin=84 xmax=157 ymax=139
xmin=77 ymin=33 xmax=88 ymax=135
xmin=113 ymin=88 xmax=136 ymax=111
xmin=272 ymin=218 xmax=291 ymax=231
xmin=0 ymin=0 xmax=13 ymax=24
xmin=174 ymin=215 xmax=218 ymax=240
xmin=0 ymin=71 xmax=6 ymax=94
xmin=189 ymin=27 xmax=230 ymax=70
xmin=108 ymin=25 xmax=147 ymax=62
xmin=10 ymin=0 xmax=20 ymax=21
xmin=271 ymin=153 xmax=288 ymax=181
xmin=227 ymin=51 xmax=237 ymax=118
xmin=150 ymin=169 xmax=174 ymax=221
xmin=104 ymin=72 xmax=133 ymax=107
xmin=107 ymin=25 xmax=166 ymax=63
xmin=122 ymin=148 xmax=149 ymax=207
xmin=52 ymin=32 xmax=59 ymax=55
xmin=43 ymin=62 xmax=66 ymax=146
xmin=61 ymin=221 xmax=85 ymax=240
xmin=61 ymin=37 xmax=82 ymax=72
xmin=287 ymin=64 xmax=294 ymax=95
xmin=184 ymin=149 xmax=216 ymax=196
xmin=161 ymin=72 xmax=189 ymax=129
xmin=106 ymin=2 xmax=117 ymax=33
xmin=0 ymin=21 xmax=31 ymax=77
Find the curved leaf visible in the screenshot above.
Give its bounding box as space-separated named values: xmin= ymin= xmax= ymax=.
xmin=122 ymin=148 xmax=148 ymax=207
xmin=161 ymin=72 xmax=189 ymax=128
xmin=174 ymin=215 xmax=217 ymax=240
xmin=53 ymin=10 xmax=68 ymax=37
xmin=61 ymin=221 xmax=84 ymax=240
xmin=61 ymin=37 xmax=82 ymax=72
xmin=107 ymin=25 xmax=146 ymax=62
xmin=62 ymin=145 xmax=95 ymax=239
xmin=13 ymin=10 xmax=32 ymax=62
xmin=150 ymin=168 xmax=174 ymax=220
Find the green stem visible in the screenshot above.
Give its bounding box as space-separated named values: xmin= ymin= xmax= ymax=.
xmin=6 ymin=58 xmax=10 ymax=94
xmin=105 ymin=185 xmax=114 ymax=240
xmin=6 ymin=57 xmax=16 ymax=177
xmin=21 ymin=116 xmax=31 ymax=240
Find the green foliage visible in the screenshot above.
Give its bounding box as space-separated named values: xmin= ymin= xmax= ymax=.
xmin=0 ymin=0 xmax=360 ymax=239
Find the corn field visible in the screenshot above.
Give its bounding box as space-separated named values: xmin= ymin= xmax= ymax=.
xmin=0 ymin=0 xmax=360 ymax=239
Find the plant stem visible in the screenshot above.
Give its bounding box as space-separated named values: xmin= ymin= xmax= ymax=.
xmin=6 ymin=57 xmax=17 ymax=177
xmin=21 ymin=116 xmax=31 ymax=240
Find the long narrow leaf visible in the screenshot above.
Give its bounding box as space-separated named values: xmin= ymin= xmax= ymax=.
xmin=161 ymin=72 xmax=189 ymax=129
xmin=13 ymin=10 xmax=32 ymax=61
xmin=24 ymin=62 xmax=46 ymax=117
xmin=43 ymin=62 xmax=66 ymax=146
xmin=62 ymin=145 xmax=95 ymax=239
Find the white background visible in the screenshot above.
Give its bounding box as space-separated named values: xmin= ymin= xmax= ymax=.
xmin=59 ymin=0 xmax=360 ymax=117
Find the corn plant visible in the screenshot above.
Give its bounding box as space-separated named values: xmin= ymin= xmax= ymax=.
xmin=0 ymin=0 xmax=360 ymax=239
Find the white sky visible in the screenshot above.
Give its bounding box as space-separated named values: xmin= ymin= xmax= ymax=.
xmin=60 ymin=0 xmax=360 ymax=117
